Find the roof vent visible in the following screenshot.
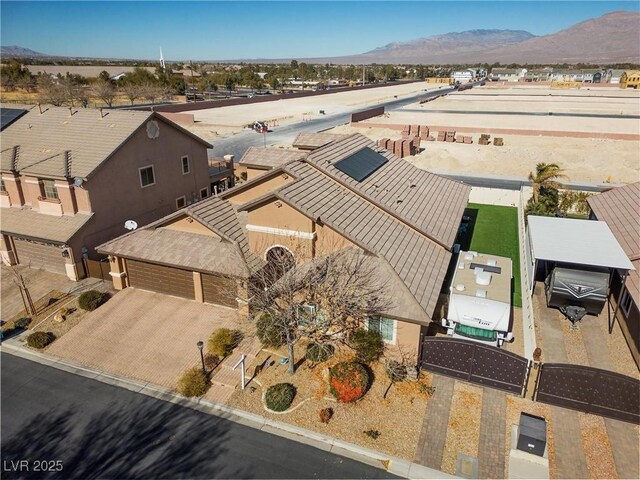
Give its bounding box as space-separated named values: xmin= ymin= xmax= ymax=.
xmin=410 ymin=183 xmax=417 ymax=188
xmin=476 ymin=289 xmax=487 ymax=298
xmin=454 ymin=283 xmax=465 ymax=292
xmin=487 ymin=258 xmax=497 ymax=267
xmin=475 ymin=271 xmax=492 ymax=286
xmin=458 ymin=262 xmax=465 ymax=269
xmin=464 ymin=251 xmax=477 ymax=261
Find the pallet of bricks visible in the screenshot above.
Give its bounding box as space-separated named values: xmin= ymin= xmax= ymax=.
xmin=378 ymin=136 xmax=419 ymax=158
xmin=456 ymin=135 xmax=473 ymax=144
xmin=478 ymin=134 xmax=491 ymax=145
xmin=437 ymin=130 xmax=456 ymax=142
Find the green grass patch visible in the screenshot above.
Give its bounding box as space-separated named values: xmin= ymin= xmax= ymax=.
xmin=463 ymin=203 xmax=522 ymax=307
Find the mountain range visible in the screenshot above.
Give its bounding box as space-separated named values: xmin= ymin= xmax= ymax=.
xmin=2 ymin=11 xmax=639 ymax=64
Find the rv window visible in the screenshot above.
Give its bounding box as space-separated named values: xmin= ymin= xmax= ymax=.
xmin=454 ymin=323 xmax=497 ymax=342
xmin=620 ymin=288 xmax=633 ymax=317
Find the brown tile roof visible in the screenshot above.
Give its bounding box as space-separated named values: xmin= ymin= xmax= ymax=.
xmin=278 ymin=162 xmax=451 ymax=318
xmin=304 ymin=133 xmax=470 ymax=248
xmin=588 ymin=182 xmax=640 ymax=301
xmin=292 ymin=132 xmax=350 ymax=150
xmin=0 ymin=106 xmax=211 ymax=180
xmin=97 ymin=196 xmax=261 ymax=278
xmin=238 ymin=147 xmax=306 ymax=169
xmin=1 ymin=207 xmax=93 ymax=243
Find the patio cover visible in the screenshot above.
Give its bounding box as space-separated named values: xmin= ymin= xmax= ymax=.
xmin=527 ymin=216 xmax=635 ymax=271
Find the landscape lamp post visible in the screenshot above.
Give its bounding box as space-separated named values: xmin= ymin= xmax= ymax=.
xmin=197 ymin=341 xmax=205 ymax=374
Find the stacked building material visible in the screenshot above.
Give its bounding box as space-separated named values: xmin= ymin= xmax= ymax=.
xmin=437 ymin=131 xmax=446 ymax=141
xmin=377 ymin=138 xmax=419 ymax=158
xmin=463 ymin=136 xmax=473 ymax=144
xmin=478 ymin=134 xmax=491 ymax=145
xmin=455 ymin=135 xmax=474 ymax=144
xmin=494 ymin=137 xmax=504 ymax=146
xmin=445 ymin=131 xmax=456 ymax=142
xmin=401 ymin=125 xmax=411 ymax=138
xmin=378 ymin=138 xmax=391 ymax=149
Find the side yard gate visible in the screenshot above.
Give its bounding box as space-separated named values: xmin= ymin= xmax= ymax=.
xmin=535 ymin=363 xmax=640 ymax=424
xmin=420 ymin=337 xmax=530 ymax=395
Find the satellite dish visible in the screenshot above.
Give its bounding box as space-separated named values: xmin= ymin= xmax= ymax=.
xmin=124 ymin=220 xmax=138 ymax=231
xmin=73 ymin=177 xmax=84 ymax=187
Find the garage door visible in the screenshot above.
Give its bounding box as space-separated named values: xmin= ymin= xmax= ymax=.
xmin=126 ymin=260 xmax=195 ymax=300
xmin=13 ymin=237 xmax=66 ymax=274
xmin=202 ymin=273 xmax=237 ymax=308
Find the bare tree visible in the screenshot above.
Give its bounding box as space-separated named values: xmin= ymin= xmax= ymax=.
xmin=122 ymin=82 xmax=141 ymax=105
xmin=7 ymin=265 xmax=36 ymax=316
xmin=250 ymin=246 xmax=391 ymax=374
xmin=38 ymin=75 xmax=66 ymax=106
xmin=92 ymin=79 xmax=116 ymax=107
xmin=140 ymin=82 xmax=162 ymax=104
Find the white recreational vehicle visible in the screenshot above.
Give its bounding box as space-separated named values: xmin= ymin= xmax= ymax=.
xmin=441 ymin=251 xmax=514 ymax=347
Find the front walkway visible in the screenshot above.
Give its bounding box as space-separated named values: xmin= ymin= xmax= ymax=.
xmin=46 ymin=288 xmax=258 ymax=397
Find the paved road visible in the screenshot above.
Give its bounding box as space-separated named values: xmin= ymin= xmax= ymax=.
xmin=210 ymin=87 xmax=454 ymax=159
xmin=1 ymin=353 xmax=397 ymax=480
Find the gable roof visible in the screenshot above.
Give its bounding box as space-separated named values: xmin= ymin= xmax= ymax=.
xmin=0 ymin=106 xmax=212 ymax=180
xmin=0 ymin=207 xmax=93 ymax=244
xmin=238 ymin=147 xmax=307 ymax=169
xmin=292 ymin=132 xmax=350 ymax=150
xmin=98 ymin=196 xmax=261 ymax=278
xmin=304 ymin=134 xmax=470 ymax=248
xmin=588 ymin=182 xmax=640 ymax=301
xmin=276 ymin=161 xmax=451 ymax=317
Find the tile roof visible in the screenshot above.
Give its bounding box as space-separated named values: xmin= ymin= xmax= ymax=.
xmin=278 ymin=162 xmax=451 ymax=318
xmin=0 ymin=207 xmax=93 ymax=243
xmin=588 ymin=182 xmax=640 ymax=301
xmin=304 ymin=134 xmax=470 ymax=248
xmin=98 ymin=196 xmax=261 ymax=278
xmin=292 ymin=132 xmax=350 ymax=150
xmin=0 ymin=106 xmax=211 ymax=180
xmin=238 ymin=147 xmax=306 ymax=169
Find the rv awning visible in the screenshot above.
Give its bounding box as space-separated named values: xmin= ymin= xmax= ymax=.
xmin=527 ymin=216 xmax=635 ymax=271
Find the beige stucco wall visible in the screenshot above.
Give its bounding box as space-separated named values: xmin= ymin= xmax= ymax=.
xmin=162 ymin=215 xmax=220 ymax=237
xmin=314 ymin=223 xmax=357 ymax=255
xmin=249 ymin=231 xmax=314 ymax=262
xmin=22 ymin=176 xmax=41 ymax=208
xmin=225 ymin=173 xmax=293 ymax=206
xmin=385 ymin=319 xmax=422 ymax=363
xmin=55 ymin=180 xmax=78 ymax=215
xmin=74 ymin=117 xmax=211 ymax=258
xmin=1 ymin=174 xmax=25 ymax=206
xmin=248 ymin=199 xmax=313 ymax=232
xmin=246 ymin=166 xmax=270 ymax=181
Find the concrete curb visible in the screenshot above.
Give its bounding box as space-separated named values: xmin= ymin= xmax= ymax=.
xmin=1 ymin=342 xmax=457 ymax=479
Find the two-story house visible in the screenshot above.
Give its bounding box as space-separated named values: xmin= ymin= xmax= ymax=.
xmin=98 ymin=133 xmax=471 ymax=359
xmin=0 ymin=105 xmax=217 ymax=280
xmin=489 ymin=68 xmax=527 ymax=82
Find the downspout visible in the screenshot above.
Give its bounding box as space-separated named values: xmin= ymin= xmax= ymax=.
xmin=610 ymin=270 xmax=628 ymax=334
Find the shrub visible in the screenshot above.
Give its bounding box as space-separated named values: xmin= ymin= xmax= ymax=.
xmin=14 ymin=317 xmax=32 ymax=329
xmin=78 ymin=290 xmax=106 ymax=311
xmin=256 ymin=313 xmax=285 ymax=348
xmin=349 ymin=328 xmax=384 ymax=362
xmin=207 ymin=328 xmax=239 ymax=357
xmin=329 ymin=361 xmax=370 ymax=403
xmin=319 ymin=407 xmax=333 ymax=424
xmin=204 ymin=353 xmax=219 ymax=371
xmin=364 ymin=429 xmax=381 ymax=440
xmin=26 ymin=331 xmax=55 ymax=349
xmin=177 ymin=367 xmax=209 ymax=397
xmin=306 ymin=343 xmax=334 ymax=363
xmin=385 ymin=360 xmax=408 ymax=383
xmin=265 ymin=383 xmax=296 ymax=412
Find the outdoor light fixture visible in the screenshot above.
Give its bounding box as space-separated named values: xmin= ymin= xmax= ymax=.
xmin=197 ymin=340 xmax=205 ymax=374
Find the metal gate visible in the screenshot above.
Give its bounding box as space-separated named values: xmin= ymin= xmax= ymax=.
xmin=535 ymin=363 xmax=640 ymax=424
xmin=86 ymin=258 xmax=111 ymax=280
xmin=420 ymin=337 xmax=530 ymax=395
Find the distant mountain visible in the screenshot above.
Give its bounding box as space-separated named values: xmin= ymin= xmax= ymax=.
xmin=1 ymin=45 xmax=49 ymax=58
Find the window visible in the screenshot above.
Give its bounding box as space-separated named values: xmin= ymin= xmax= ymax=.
xmin=42 ymin=179 xmax=59 ymax=199
xmin=181 ymin=156 xmax=190 ymax=175
xmin=368 ymin=316 xmax=396 ymax=344
xmin=200 ymin=187 xmax=209 ymax=199
xmin=620 ymin=287 xmax=634 ymax=317
xmin=0 ymin=179 xmax=5 ymax=192
xmin=139 ymin=165 xmax=155 ymax=187
xmin=297 ymin=304 xmax=326 ymax=327
xmin=176 ymin=196 xmax=186 ymax=209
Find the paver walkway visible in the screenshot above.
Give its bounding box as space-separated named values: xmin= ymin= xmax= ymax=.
xmin=478 ymin=388 xmax=507 ymax=479
xmin=414 ymin=374 xmax=455 ymax=470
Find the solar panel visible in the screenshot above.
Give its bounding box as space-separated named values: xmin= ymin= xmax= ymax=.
xmin=1 ymin=108 xmax=28 ymax=131
xmin=333 ymin=147 xmax=388 ymax=182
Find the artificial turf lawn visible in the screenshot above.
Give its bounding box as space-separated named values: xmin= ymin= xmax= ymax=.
xmin=465 ymin=203 xmax=522 ymax=307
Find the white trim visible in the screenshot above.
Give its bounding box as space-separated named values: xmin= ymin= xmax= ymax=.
xmin=200 ymin=187 xmax=209 ymax=199
xmin=176 ymin=195 xmax=186 ymax=209
xmin=109 ymin=271 xmax=126 ymax=278
xmin=247 ymin=224 xmax=316 ymax=240
xmin=139 ymin=165 xmax=155 ymax=188
xmin=181 ymin=155 xmax=190 ymax=175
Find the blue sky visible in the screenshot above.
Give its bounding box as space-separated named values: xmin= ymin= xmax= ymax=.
xmin=1 ymin=1 xmax=638 ymax=60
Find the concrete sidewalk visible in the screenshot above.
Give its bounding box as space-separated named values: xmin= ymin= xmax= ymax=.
xmin=0 ymin=340 xmax=456 ymax=480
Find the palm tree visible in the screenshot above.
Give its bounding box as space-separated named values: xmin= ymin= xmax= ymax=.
xmin=528 ymin=163 xmax=568 ymax=202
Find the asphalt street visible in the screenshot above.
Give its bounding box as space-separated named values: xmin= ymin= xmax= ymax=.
xmin=209 ymin=87 xmax=454 ymax=159
xmin=1 ymin=353 xmax=398 ymax=480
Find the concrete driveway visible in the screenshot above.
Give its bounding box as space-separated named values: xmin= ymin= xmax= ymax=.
xmin=46 ymin=288 xmax=248 ymax=390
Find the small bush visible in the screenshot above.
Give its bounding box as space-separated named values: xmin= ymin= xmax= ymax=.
xmin=26 ymin=331 xmax=55 ymax=349
xmin=14 ymin=317 xmax=32 ymax=329
xmin=385 ymin=360 xmax=408 ymax=383
xmin=364 ymin=429 xmax=381 ymax=440
xmin=329 ymin=361 xmax=370 ymax=403
xmin=349 ymin=328 xmax=384 ymax=362
xmin=207 ymin=328 xmax=239 ymax=357
xmin=256 ymin=313 xmax=285 ymax=348
xmin=78 ymin=290 xmax=106 ymax=311
xmin=265 ymin=383 xmax=296 ymax=412
xmin=204 ymin=353 xmax=219 ymax=371
xmin=177 ymin=367 xmax=209 ymax=397
xmin=319 ymin=407 xmax=333 ymax=424
xmin=306 ymin=343 xmax=334 ymax=363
